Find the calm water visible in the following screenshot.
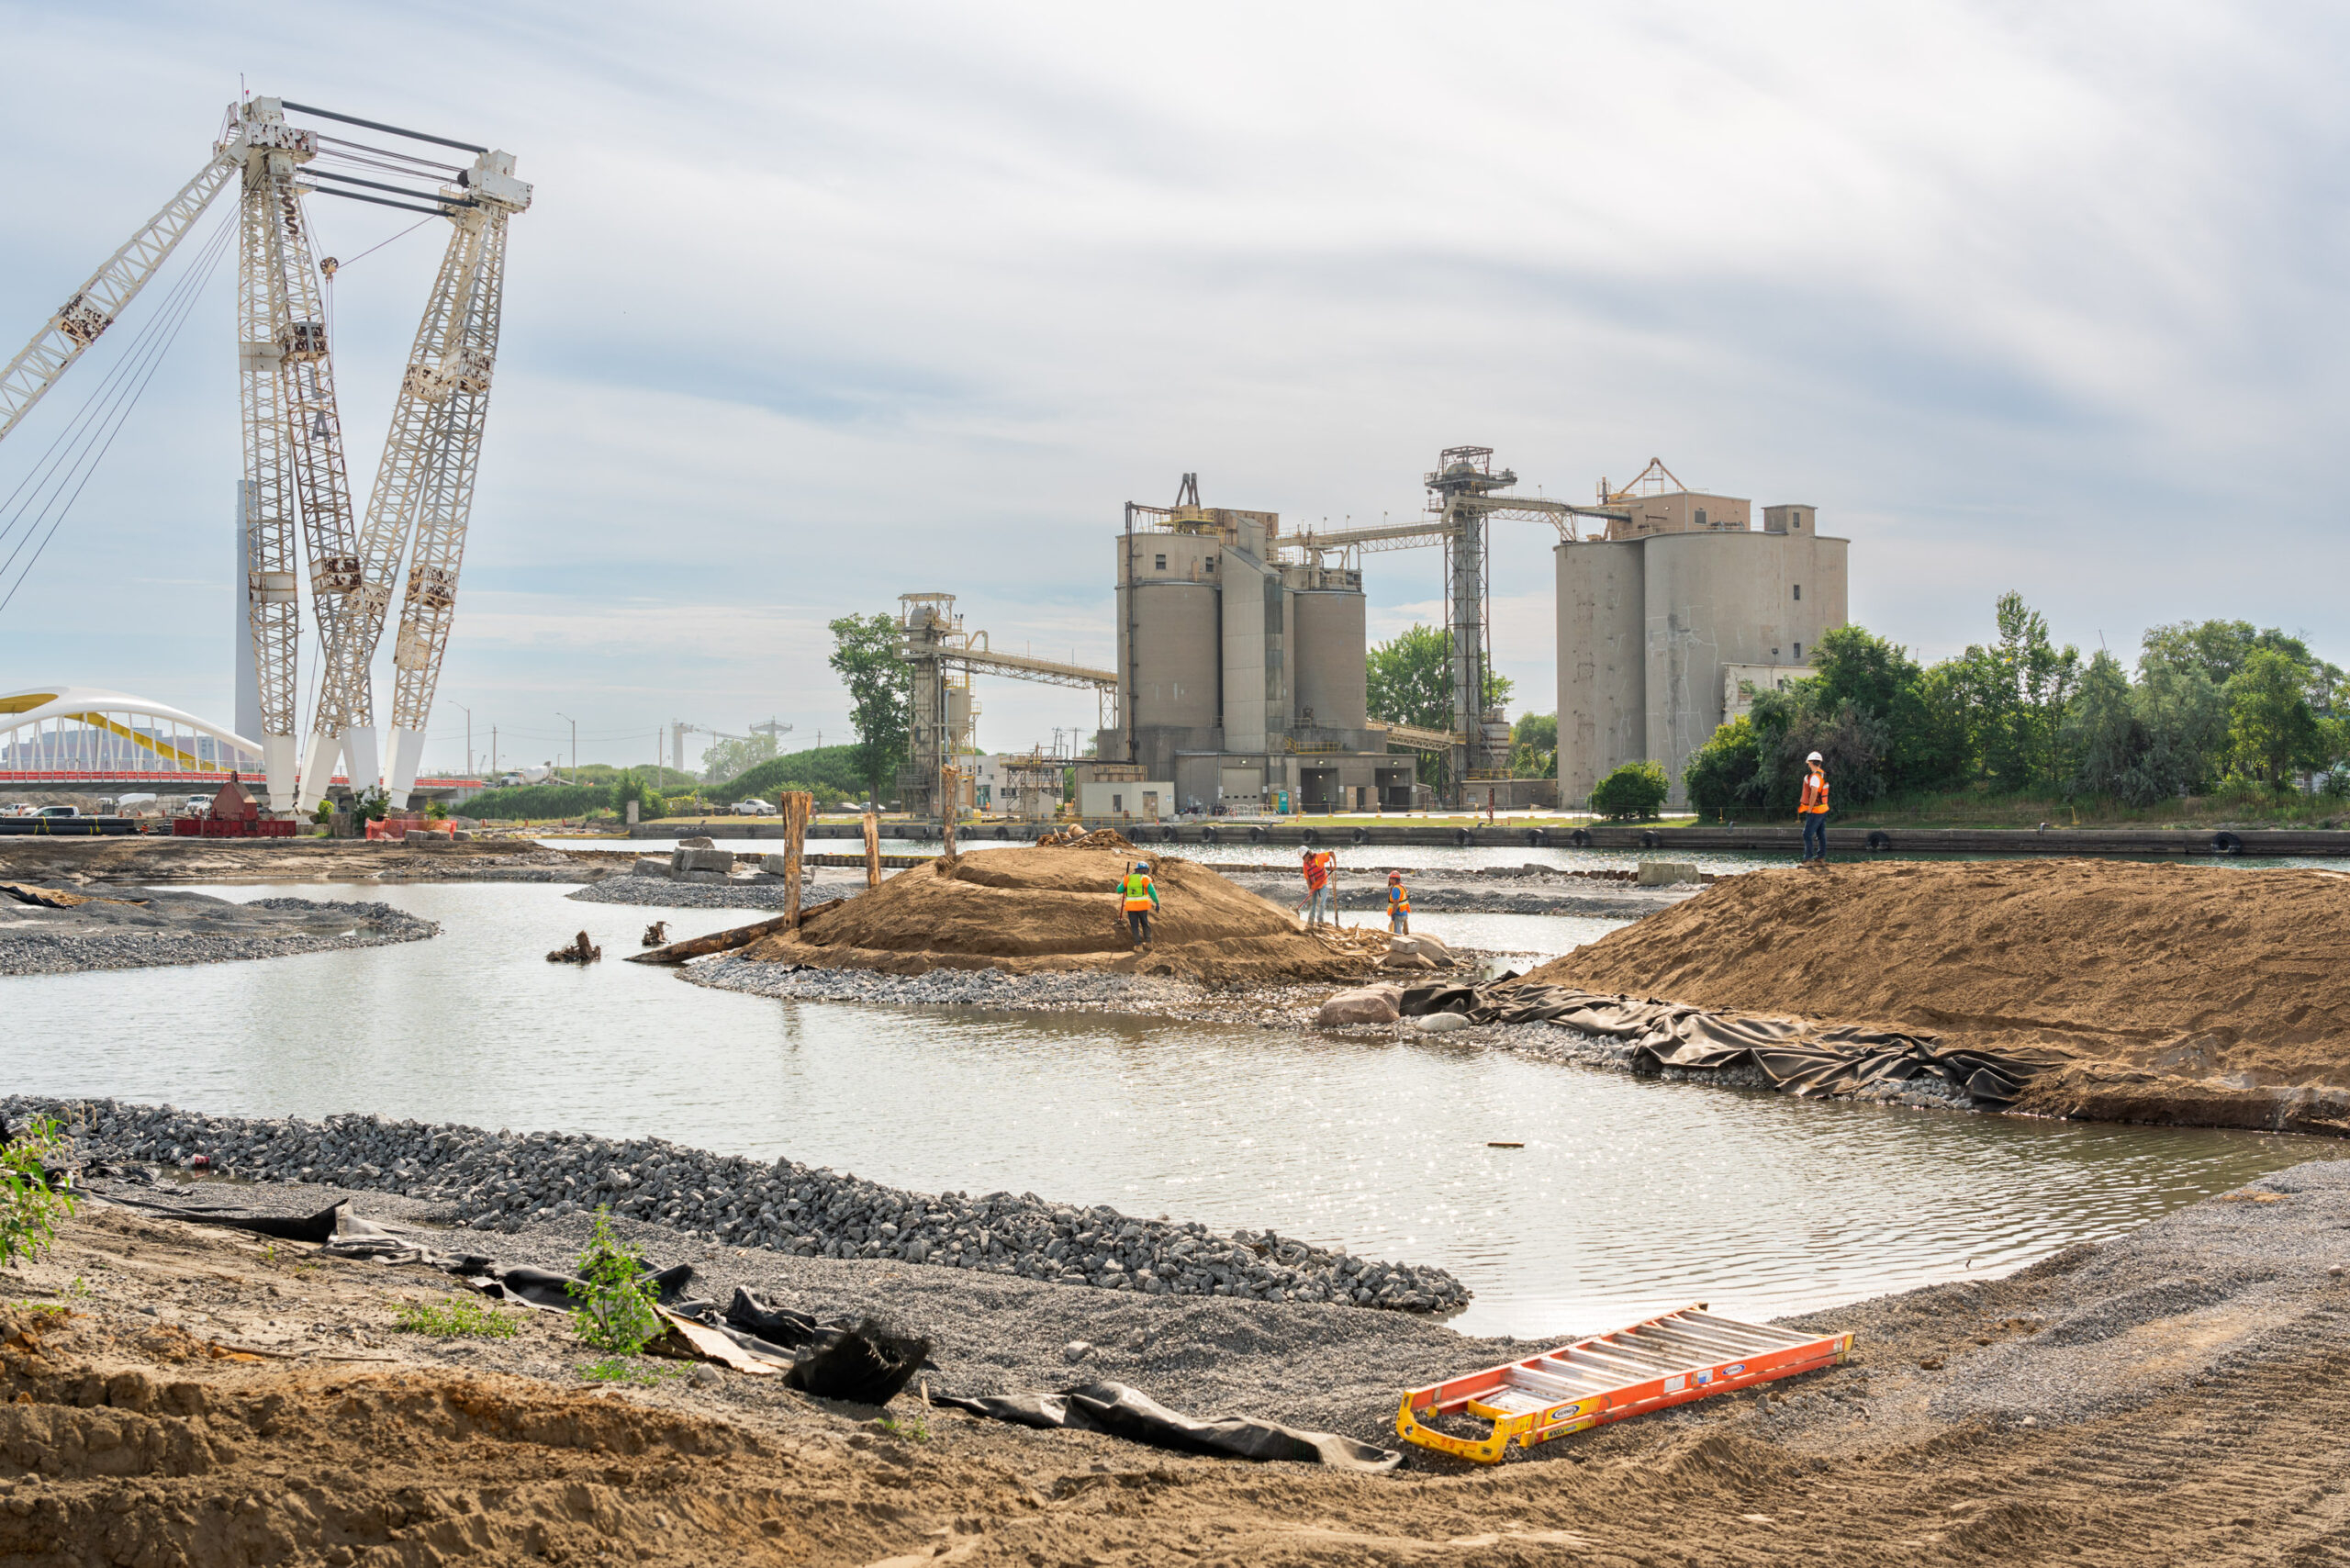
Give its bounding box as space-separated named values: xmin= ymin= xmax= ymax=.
xmin=17 ymin=881 xmax=2329 ymax=1337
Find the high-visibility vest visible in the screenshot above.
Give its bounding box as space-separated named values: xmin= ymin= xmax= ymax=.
xmin=1122 ymin=873 xmax=1156 ymax=912
xmin=1387 ymin=883 xmax=1409 ymax=914
xmin=1304 ymin=856 xmax=1329 ymax=890
xmin=1799 ymin=771 xmax=1830 ymax=814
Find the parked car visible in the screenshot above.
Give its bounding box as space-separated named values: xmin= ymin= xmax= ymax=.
xmin=731 ymin=799 xmax=778 ymax=816
xmin=34 ymin=805 xmax=80 ymax=819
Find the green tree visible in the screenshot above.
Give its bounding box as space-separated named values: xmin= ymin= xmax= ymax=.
xmin=1749 ymin=691 xmax=1891 ymax=813
xmin=2142 ymin=620 xmax=2322 ymax=691
xmin=1683 ymin=717 xmax=1761 ymax=818
xmin=828 ymin=612 xmax=912 ymax=804
xmin=700 ymin=732 xmax=778 ymax=783
xmin=1366 ymin=624 xmax=1512 ymax=788
xmin=2134 ymin=653 xmax=2229 ymax=798
xmin=2063 ymin=650 xmax=2145 ymax=802
xmin=2227 ymin=646 xmax=2324 ymax=786
xmin=1956 ymin=593 xmax=2078 ymax=791
xmin=1510 ymin=711 xmax=1556 ymax=778
xmin=1806 ymin=624 xmax=1971 ymax=793
xmin=1590 ymin=760 xmax=1669 ymax=819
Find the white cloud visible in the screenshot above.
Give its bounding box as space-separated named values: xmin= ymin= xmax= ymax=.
xmin=2 ymin=0 xmax=2344 ymax=772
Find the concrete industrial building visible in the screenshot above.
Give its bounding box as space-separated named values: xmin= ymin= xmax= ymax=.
xmin=1110 ymin=493 xmax=1419 ymax=813
xmin=1557 ymin=471 xmax=1847 ymax=808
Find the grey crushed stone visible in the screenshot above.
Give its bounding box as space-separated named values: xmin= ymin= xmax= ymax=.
xmin=0 ymin=890 xmax=438 ymax=975
xmin=10 ymin=1096 xmax=1469 ymax=1316
xmin=567 ymin=874 xmax=869 ymax=912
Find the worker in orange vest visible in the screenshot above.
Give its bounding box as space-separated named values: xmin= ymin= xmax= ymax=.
xmin=1386 ymin=870 xmax=1411 ymax=935
xmin=1798 ymin=750 xmax=1830 ymax=865
xmin=1300 ymin=847 xmax=1337 ymax=926
xmin=1119 ymin=860 xmax=1160 ymax=945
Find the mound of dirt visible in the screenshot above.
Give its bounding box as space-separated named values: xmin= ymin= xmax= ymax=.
xmin=743 ymin=844 xmax=1366 ymax=980
xmin=1515 ymin=859 xmax=2350 ymax=1124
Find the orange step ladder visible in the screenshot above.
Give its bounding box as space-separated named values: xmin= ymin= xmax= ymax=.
xmin=1396 ymin=1304 xmax=1852 ymax=1463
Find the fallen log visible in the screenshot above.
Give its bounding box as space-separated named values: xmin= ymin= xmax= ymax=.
xmin=625 ymin=901 xmax=842 ymax=965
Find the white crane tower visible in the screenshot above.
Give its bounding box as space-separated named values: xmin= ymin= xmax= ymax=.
xmin=0 ymin=96 xmax=531 ymax=812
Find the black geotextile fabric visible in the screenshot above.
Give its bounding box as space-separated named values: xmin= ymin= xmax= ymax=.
xmin=101 ymin=1195 xmax=929 ymax=1404
xmin=934 ymin=1382 xmax=1402 ymax=1473
xmin=1400 ymin=983 xmax=2052 ymax=1105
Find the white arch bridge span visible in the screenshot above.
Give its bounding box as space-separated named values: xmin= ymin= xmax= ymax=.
xmin=0 ymin=687 xmax=476 ymax=801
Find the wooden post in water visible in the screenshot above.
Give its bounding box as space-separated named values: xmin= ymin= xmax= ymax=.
xmin=862 ymin=810 xmax=881 ymax=890
xmin=781 ymin=791 xmax=812 ymax=927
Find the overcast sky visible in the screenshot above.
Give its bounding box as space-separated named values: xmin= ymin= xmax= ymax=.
xmin=1 ymin=2 xmax=2344 ymax=774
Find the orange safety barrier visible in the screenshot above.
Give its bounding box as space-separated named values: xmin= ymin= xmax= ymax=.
xmin=1395 ymin=1304 xmax=1852 ymax=1463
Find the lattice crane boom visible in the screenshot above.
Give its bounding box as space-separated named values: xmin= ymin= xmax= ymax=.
xmin=229 ymin=99 xmax=371 ymax=814
xmin=377 ymin=151 xmax=529 ymax=807
xmin=0 ymin=151 xmax=240 ymax=445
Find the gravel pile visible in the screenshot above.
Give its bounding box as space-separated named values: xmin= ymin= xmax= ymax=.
xmin=568 ymin=876 xmax=868 ymax=912
xmin=686 ymin=955 xmax=1212 ymax=1013
xmin=6 ymin=1095 xmax=1470 ymax=1315
xmin=0 ymin=893 xmax=438 ymax=975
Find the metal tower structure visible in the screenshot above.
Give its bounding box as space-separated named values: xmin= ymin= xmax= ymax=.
xmin=0 ymin=95 xmax=528 ymax=813
xmin=894 ymin=593 xmax=1119 ymax=821
xmin=1287 ymin=448 xmax=1626 ymax=801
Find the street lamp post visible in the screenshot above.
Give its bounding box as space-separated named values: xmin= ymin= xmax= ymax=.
xmin=451 ymin=703 xmax=473 ymax=778
xmin=555 ymin=712 xmax=576 ymax=785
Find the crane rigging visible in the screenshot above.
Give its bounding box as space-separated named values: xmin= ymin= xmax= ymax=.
xmin=0 ymin=95 xmax=530 ymax=813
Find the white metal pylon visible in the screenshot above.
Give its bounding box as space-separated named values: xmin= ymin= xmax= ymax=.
xmin=365 ymin=151 xmax=529 ymax=807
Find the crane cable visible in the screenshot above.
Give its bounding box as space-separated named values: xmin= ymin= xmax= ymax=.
xmin=0 ymin=199 xmax=240 ymax=617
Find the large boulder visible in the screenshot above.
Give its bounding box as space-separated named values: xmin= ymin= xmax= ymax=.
xmin=1316 ymin=985 xmax=1403 ymax=1027
xmin=1636 ymin=860 xmax=1701 ymax=887
xmin=1387 ymin=934 xmax=1456 ymax=965
xmin=673 ymin=846 xmax=734 ymax=876
xmin=632 ymin=857 xmax=674 ymax=879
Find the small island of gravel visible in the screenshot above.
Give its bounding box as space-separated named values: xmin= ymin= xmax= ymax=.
xmin=0 ymin=885 xmax=439 ymax=975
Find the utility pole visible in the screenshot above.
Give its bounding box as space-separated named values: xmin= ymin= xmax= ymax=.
xmin=490 ymin=725 xmax=498 ymax=781
xmin=451 ymin=703 xmax=473 ymax=778
xmin=555 ymin=712 xmax=576 ymax=784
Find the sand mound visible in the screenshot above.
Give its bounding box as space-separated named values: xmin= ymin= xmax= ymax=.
xmin=1516 ymin=859 xmax=2350 ymax=1103
xmin=744 ymin=844 xmax=1366 ymax=980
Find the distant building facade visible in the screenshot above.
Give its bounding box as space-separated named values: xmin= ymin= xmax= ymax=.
xmin=1557 ymin=496 xmax=1847 ymax=808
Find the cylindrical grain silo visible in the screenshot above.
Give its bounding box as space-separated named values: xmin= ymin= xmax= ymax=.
xmin=1292 ymin=588 xmax=1368 ymax=733
xmin=1130 ymin=580 xmax=1220 ymax=730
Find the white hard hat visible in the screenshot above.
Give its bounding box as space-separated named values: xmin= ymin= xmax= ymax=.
xmin=1807 ymin=751 xmax=1824 ymax=764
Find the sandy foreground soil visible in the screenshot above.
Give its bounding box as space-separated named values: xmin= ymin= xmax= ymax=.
xmin=7 ymin=1164 xmax=2350 ymax=1567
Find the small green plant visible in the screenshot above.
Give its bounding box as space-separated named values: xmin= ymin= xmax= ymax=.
xmin=1 ymin=1116 xmax=79 ymax=1268
xmin=877 ymin=1414 xmax=930 ymax=1444
xmin=424 ymin=799 xmax=450 ymax=821
xmin=28 ymin=1278 xmax=91 ymax=1320
xmin=395 ymin=1296 xmax=520 ymax=1339
xmin=565 ymin=1208 xmax=662 ymax=1354
xmin=579 ymin=1356 xmax=681 ymax=1385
